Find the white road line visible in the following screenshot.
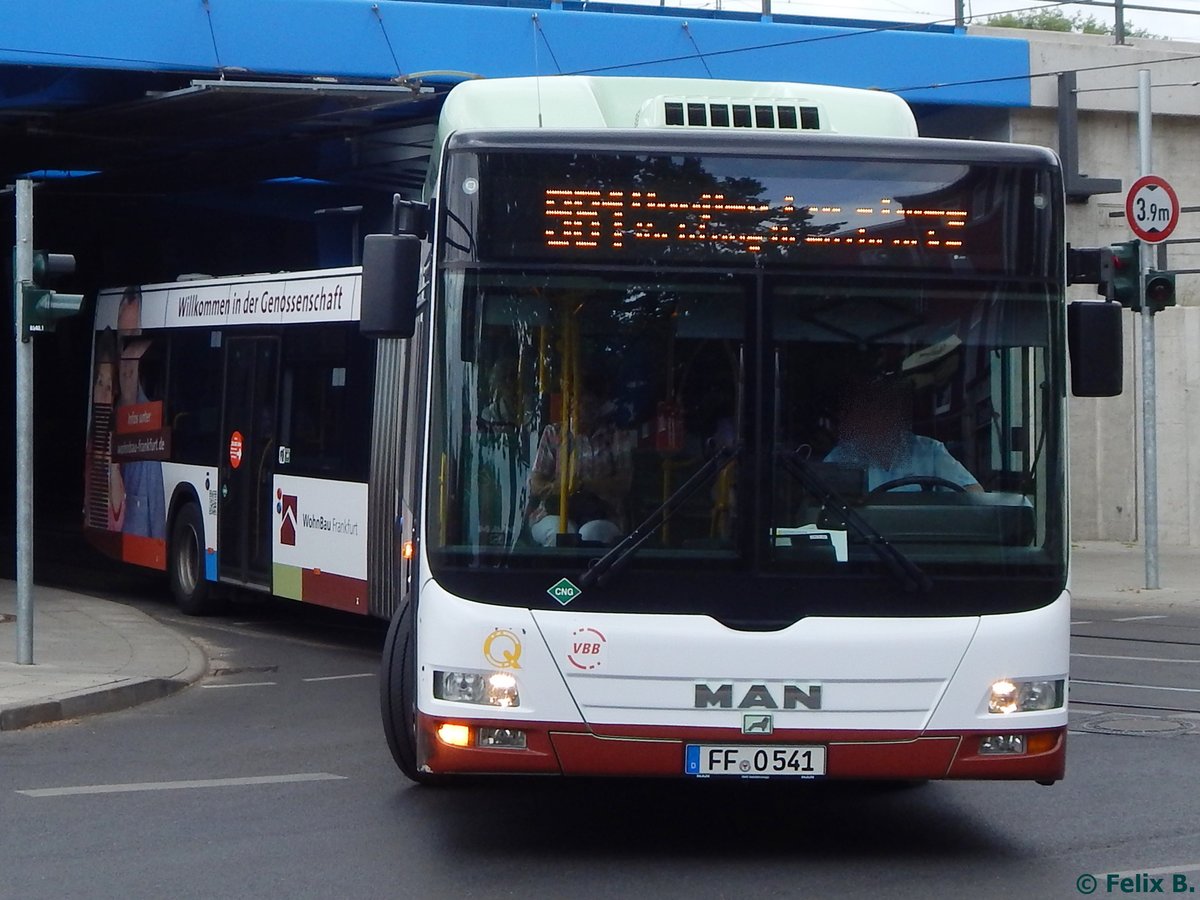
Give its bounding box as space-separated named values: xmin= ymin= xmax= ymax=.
xmin=302 ymin=673 xmax=376 ymax=683
xmin=1072 ymin=653 xmax=1200 ymax=664
xmin=1073 ymin=679 xmax=1200 ymax=694
xmin=1071 ymin=620 xmax=1094 ymax=625
xmin=199 ymin=681 xmax=278 ymax=689
xmin=1111 ymin=615 xmax=1169 ymax=622
xmin=16 ymin=773 xmax=347 ymax=798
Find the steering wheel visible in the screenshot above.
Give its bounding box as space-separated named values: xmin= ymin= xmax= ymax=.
xmin=869 ymin=475 xmax=967 ymax=494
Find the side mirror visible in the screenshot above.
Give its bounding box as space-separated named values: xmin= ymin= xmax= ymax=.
xmin=360 ymin=234 xmax=421 ymax=338
xmin=1067 ymin=301 xmax=1123 ymax=397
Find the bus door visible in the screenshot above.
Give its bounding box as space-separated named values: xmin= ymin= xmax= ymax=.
xmin=219 ymin=336 xmax=280 ymax=588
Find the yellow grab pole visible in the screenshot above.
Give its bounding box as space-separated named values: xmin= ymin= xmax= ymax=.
xmin=557 ymin=304 xmax=573 ymax=534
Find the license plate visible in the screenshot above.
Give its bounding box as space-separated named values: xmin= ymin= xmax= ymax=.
xmin=684 ymin=744 xmax=826 ymax=778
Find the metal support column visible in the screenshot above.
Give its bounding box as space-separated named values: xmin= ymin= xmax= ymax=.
xmin=1137 ymin=71 xmax=1159 ymax=590
xmin=13 ymin=179 xmax=35 ymax=663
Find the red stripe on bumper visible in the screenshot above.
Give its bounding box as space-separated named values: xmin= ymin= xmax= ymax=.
xmin=415 ymin=714 xmax=1066 ymax=782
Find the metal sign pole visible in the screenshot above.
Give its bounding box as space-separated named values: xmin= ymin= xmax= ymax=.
xmin=1137 ymin=70 xmax=1160 ymax=590
xmin=13 ymin=178 xmax=35 ymax=663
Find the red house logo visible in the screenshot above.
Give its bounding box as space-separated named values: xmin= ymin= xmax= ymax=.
xmin=280 ymin=494 xmax=298 ymax=546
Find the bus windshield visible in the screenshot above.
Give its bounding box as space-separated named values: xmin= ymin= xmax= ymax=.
xmin=427 ymin=146 xmax=1066 ymax=621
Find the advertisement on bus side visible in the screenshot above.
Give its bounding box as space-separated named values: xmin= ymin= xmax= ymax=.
xmin=273 ymin=474 xmax=369 ymax=614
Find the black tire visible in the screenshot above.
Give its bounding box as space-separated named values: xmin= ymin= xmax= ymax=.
xmin=169 ymin=502 xmax=224 ymax=616
xmin=380 ymin=601 xmax=440 ymax=784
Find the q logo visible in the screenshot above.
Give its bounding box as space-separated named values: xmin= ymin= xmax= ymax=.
xmin=483 ymin=629 xmax=522 ymax=669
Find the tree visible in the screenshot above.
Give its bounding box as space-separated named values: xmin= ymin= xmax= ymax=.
xmin=984 ymin=9 xmax=1158 ymax=38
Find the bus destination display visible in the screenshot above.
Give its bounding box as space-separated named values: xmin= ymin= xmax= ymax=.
xmin=543 ymin=186 xmax=968 ymax=256
xmin=459 ymin=150 xmax=1052 ymax=273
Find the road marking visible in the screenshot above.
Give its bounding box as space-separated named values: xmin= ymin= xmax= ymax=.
xmin=1071 ymin=620 xmax=1093 ymax=625
xmin=1073 ymin=679 xmax=1200 ymax=694
xmin=17 ymin=773 xmax=346 ymax=798
xmin=199 ymin=681 xmax=277 ymax=689
xmin=302 ymin=673 xmax=376 ymax=682
xmin=1073 ymin=653 xmax=1200 ymax=664
xmin=1111 ymin=615 xmax=1169 ymax=622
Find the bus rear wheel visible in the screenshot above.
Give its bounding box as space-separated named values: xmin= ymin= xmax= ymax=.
xmin=169 ymin=502 xmax=223 ymax=616
xmin=381 ymin=601 xmax=440 ymax=784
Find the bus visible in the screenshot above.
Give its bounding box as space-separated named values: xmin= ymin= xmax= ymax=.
xmin=82 ymin=74 xmax=1122 ymax=784
xmin=365 ymin=75 xmax=1122 ymax=784
xmin=84 ymin=268 xmax=393 ymax=616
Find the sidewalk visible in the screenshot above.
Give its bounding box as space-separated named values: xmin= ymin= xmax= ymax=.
xmin=0 ymin=582 xmax=207 ymax=731
xmin=0 ymin=542 xmax=1195 ymax=733
xmin=1070 ymin=541 xmax=1200 ymax=609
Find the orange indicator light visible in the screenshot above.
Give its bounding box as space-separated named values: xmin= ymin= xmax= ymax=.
xmin=437 ymin=723 xmax=471 ymax=747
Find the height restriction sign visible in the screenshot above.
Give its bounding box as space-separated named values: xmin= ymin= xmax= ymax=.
xmin=1126 ymin=174 xmax=1180 ymax=243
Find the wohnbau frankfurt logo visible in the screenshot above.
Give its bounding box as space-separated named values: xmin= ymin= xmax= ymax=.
xmin=278 ymin=490 xmax=298 ymax=546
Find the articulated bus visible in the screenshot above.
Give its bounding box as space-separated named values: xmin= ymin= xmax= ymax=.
xmin=85 ymin=75 xmax=1122 ymax=784
xmin=84 ymin=268 xmax=389 ymax=616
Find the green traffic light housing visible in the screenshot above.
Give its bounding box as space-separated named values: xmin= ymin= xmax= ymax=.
xmin=1142 ymin=272 xmax=1176 ymax=313
xmin=1097 ymin=240 xmax=1141 ymax=307
xmin=21 ymin=249 xmax=85 ymax=340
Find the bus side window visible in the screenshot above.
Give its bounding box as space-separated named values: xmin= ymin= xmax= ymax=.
xmin=168 ymin=330 xmax=222 ymax=465
xmin=279 ymin=325 xmax=373 ymax=482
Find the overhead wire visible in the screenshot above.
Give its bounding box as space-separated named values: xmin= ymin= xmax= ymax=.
xmin=554 ymin=0 xmax=1200 ymax=94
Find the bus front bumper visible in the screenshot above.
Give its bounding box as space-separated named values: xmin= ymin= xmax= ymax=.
xmin=415 ymin=714 xmax=1066 ymax=782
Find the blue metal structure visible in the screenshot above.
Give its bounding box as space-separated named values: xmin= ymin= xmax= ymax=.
xmin=0 ymin=0 xmax=1039 ymax=579
xmin=0 ymin=0 xmax=1031 ymax=111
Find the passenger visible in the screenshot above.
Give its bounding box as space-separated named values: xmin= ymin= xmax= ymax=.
xmin=479 ymin=357 xmax=523 ymax=431
xmin=823 ymin=375 xmax=981 ymax=493
xmin=527 ymin=376 xmax=635 ymax=546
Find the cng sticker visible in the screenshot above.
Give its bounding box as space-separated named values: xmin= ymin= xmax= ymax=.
xmin=547 ymin=577 xmax=582 ymax=606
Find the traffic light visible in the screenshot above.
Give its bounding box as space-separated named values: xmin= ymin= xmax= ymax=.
xmin=21 ymin=250 xmax=85 ymax=340
xmin=1142 ymin=271 xmax=1176 ymax=313
xmin=1097 ymin=240 xmax=1140 ymax=307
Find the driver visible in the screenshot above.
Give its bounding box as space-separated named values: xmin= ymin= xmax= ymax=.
xmin=822 ymin=375 xmax=981 ymax=493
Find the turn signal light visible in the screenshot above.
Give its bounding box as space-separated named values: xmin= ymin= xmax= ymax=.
xmin=436 ymin=723 xmax=471 ymax=747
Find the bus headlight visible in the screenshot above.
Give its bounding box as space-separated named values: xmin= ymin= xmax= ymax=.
xmin=434 ymin=670 xmax=521 ymax=708
xmin=988 ymin=678 xmax=1064 ymax=714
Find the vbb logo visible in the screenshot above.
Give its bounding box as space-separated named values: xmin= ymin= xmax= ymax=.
xmin=567 ymin=627 xmax=607 ymax=670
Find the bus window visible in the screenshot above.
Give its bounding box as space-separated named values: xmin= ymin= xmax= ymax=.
xmin=278 ymin=325 xmax=373 ymax=482
xmin=432 ymin=271 xmax=745 ymax=560
xmin=168 ymin=330 xmax=222 ymax=465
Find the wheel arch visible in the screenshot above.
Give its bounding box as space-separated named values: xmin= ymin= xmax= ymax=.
xmin=167 ymin=483 xmax=206 ymax=546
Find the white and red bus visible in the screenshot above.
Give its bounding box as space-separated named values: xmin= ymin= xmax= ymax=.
xmin=365 ymin=76 xmax=1123 ymax=784
xmin=85 ymin=74 xmax=1123 ymax=784
xmin=83 ymin=268 xmax=395 ymax=616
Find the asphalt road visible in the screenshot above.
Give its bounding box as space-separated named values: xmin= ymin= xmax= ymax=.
xmin=3 ymin=553 xmax=1199 ymax=899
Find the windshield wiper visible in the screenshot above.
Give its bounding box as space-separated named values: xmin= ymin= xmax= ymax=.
xmin=578 ymin=444 xmax=740 ymax=590
xmin=778 ymin=453 xmax=932 ymax=594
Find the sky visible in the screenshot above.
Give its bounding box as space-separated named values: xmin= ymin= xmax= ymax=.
xmin=631 ymin=0 xmax=1200 ymax=42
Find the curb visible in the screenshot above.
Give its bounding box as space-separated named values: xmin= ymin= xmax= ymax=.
xmin=0 ymin=633 xmax=209 ymax=732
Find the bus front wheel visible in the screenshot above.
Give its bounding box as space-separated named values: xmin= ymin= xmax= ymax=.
xmin=169 ymin=502 xmax=223 ymax=616
xmin=381 ymin=601 xmax=439 ymax=784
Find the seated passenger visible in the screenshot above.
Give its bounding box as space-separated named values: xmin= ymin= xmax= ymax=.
xmin=527 ymin=377 xmax=635 ymax=546
xmin=823 ymin=375 xmax=981 ymax=493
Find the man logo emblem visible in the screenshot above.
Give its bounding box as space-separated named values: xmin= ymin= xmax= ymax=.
xmin=743 ymin=714 xmax=773 ymax=735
